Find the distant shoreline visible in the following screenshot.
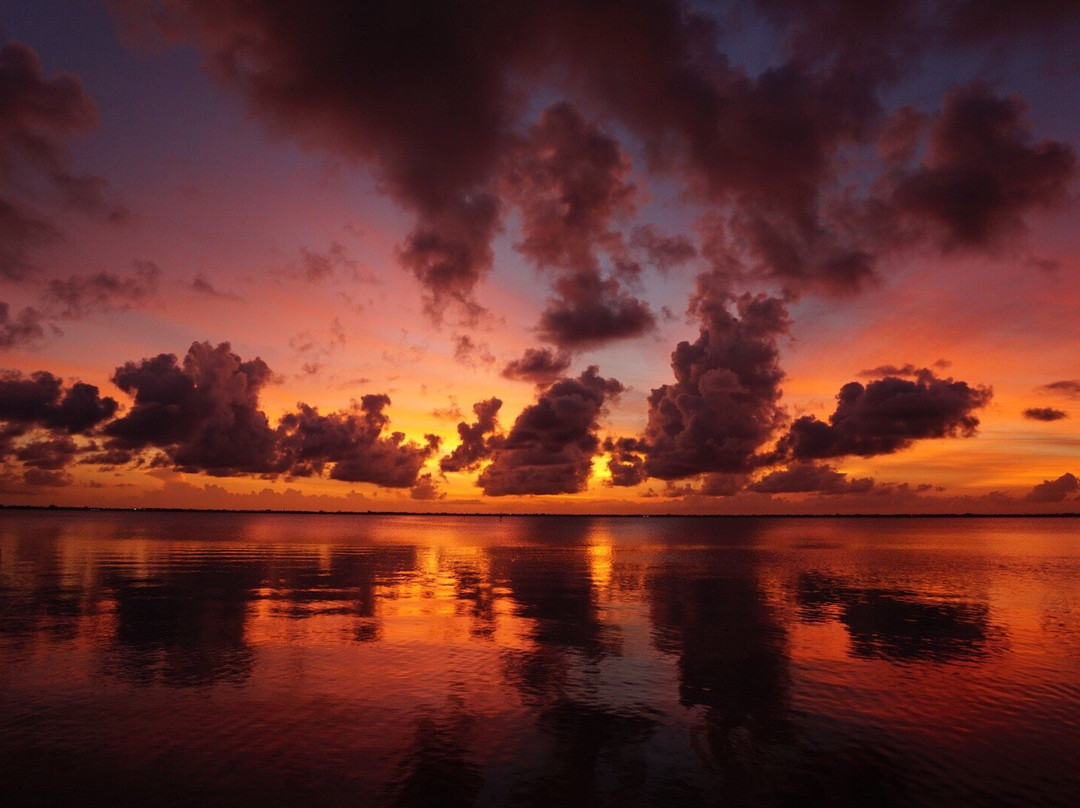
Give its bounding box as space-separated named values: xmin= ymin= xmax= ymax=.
xmin=1 ymin=504 xmax=1078 ymax=519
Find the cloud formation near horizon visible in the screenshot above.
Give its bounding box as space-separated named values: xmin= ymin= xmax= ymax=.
xmin=639 ymin=274 xmax=789 ymax=480
xmin=1024 ymin=472 xmax=1079 ymax=503
xmin=3 ymin=1 xmax=1078 ymax=510
xmin=479 ymin=367 xmax=623 ymax=496
xmin=779 ymin=369 xmax=992 ymax=460
xmin=0 ymin=342 xmax=440 ymax=488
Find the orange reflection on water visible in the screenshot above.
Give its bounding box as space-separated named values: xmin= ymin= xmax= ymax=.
xmin=3 ymin=512 xmax=1080 ymax=807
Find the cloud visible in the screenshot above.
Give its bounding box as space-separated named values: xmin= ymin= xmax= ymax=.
xmin=1024 ymin=472 xmax=1079 ymax=503
xmin=1023 ymin=407 xmax=1068 ymax=422
xmin=698 ymin=473 xmax=750 ymax=497
xmin=0 ymin=369 xmax=118 ymax=433
xmin=502 ymin=103 xmax=655 ymax=348
xmin=189 ymin=274 xmax=240 ymax=300
xmin=780 ymin=369 xmax=992 ymax=460
xmin=0 ymin=198 xmax=59 ymax=280
xmin=505 ymin=102 xmax=635 ymax=273
xmin=41 ymin=261 xmax=160 ymax=318
xmin=277 ymin=395 xmax=440 ymax=488
xmin=104 ymin=341 xmax=282 ymax=475
xmin=885 ymin=81 xmax=1076 ymax=250
xmin=538 ymin=268 xmax=656 ymax=348
xmin=642 ymin=275 xmax=789 ymax=479
xmin=479 ymin=367 xmax=622 ymax=496
xmin=293 ymin=242 xmax=356 ymax=283
xmin=112 ymin=1 xmax=898 ymax=313
xmin=396 ymin=193 xmax=500 ymax=321
xmin=117 ymin=0 xmax=525 ymax=319
xmin=0 ymin=301 xmax=49 ymax=347
xmin=943 ymin=0 xmax=1080 ymax=46
xmin=0 ymin=344 xmax=445 ymax=491
xmin=753 ymin=0 xmax=924 ymax=67
xmin=452 ymin=334 xmax=495 ymax=367
xmin=22 ymin=467 xmax=71 ymax=487
xmin=13 ymin=435 xmax=81 ymax=470
xmin=603 ymin=436 xmax=647 ymax=487
xmin=440 ymin=397 xmax=502 ymax=473
xmin=858 ymin=363 xmax=919 ymax=378
xmin=629 ymin=225 xmax=696 ymax=273
xmin=749 ymin=463 xmax=875 ymax=495
xmin=502 ymin=348 xmax=573 ymax=386
xmin=877 ymin=105 xmax=930 ymax=164
xmin=723 ymin=205 xmax=878 ymax=295
xmin=757 ymin=0 xmax=1080 ymax=64
xmin=1041 ymin=380 xmax=1080 ymax=399
xmin=410 ymin=473 xmax=444 ymax=500
xmin=0 ymin=41 xmax=124 ymax=278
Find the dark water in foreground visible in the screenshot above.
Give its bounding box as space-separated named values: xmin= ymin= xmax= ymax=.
xmin=2 ymin=512 xmax=1079 ymax=807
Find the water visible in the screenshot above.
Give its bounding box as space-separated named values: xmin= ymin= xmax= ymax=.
xmin=2 ymin=511 xmax=1079 ymax=807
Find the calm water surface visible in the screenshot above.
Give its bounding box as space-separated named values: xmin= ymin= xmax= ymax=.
xmin=2 ymin=511 xmax=1079 ymax=806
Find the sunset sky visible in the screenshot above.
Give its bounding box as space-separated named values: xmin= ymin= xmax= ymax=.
xmin=1 ymin=0 xmax=1078 ymax=513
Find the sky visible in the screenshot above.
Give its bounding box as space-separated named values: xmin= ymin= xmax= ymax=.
xmin=1 ymin=0 xmax=1079 ymax=514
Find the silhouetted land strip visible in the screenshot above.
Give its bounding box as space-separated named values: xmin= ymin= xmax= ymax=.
xmin=1 ymin=505 xmax=1077 ymax=518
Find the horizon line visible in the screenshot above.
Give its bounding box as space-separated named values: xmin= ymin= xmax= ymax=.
xmin=2 ymin=504 xmax=1078 ymax=519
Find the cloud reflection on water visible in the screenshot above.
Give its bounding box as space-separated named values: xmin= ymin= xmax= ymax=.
xmin=0 ymin=512 xmax=1077 ymax=807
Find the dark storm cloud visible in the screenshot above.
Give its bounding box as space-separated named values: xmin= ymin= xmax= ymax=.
xmin=886 ymin=81 xmax=1076 ymax=250
xmin=1041 ymin=380 xmax=1080 ymax=398
xmin=79 ymin=445 xmax=136 ymax=467
xmin=538 ymin=269 xmax=656 ymax=349
xmin=0 ymin=301 xmax=48 ymax=347
xmin=0 ymin=41 xmax=125 ymax=278
xmin=115 ymin=1 xmax=901 ymax=308
xmin=725 ymin=206 xmax=878 ymax=294
xmin=396 ymin=193 xmax=501 ymax=320
xmin=1024 ymin=472 xmax=1079 ymax=503
xmin=42 ymin=261 xmax=160 ymax=318
xmin=505 ymin=102 xmax=635 ymax=273
xmin=780 ymin=369 xmax=991 ymax=460
xmin=105 ymin=341 xmax=281 ymax=475
xmin=698 ymin=473 xmax=750 ymax=497
xmin=501 ymin=348 xmax=573 ymax=386
xmin=105 ymin=341 xmax=441 ymax=485
xmin=440 ymin=397 xmax=502 ymax=473
xmin=479 ymin=367 xmax=623 ymax=496
xmin=0 ymin=369 xmax=118 ymax=433
xmin=642 ymin=275 xmax=789 ymax=479
xmin=13 ymin=435 xmax=81 ymax=470
xmin=117 ymin=0 xmax=530 ymax=319
xmin=749 ymin=463 xmax=875 ymax=495
xmin=277 ymin=396 xmax=440 ymax=488
xmin=0 ymin=40 xmax=93 ymax=278
xmin=603 ymin=436 xmax=647 ymax=487
xmin=504 ymin=103 xmax=657 ymax=347
xmin=1023 ymin=407 xmax=1068 ymax=422
xmin=22 ymin=467 xmax=70 ymax=486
